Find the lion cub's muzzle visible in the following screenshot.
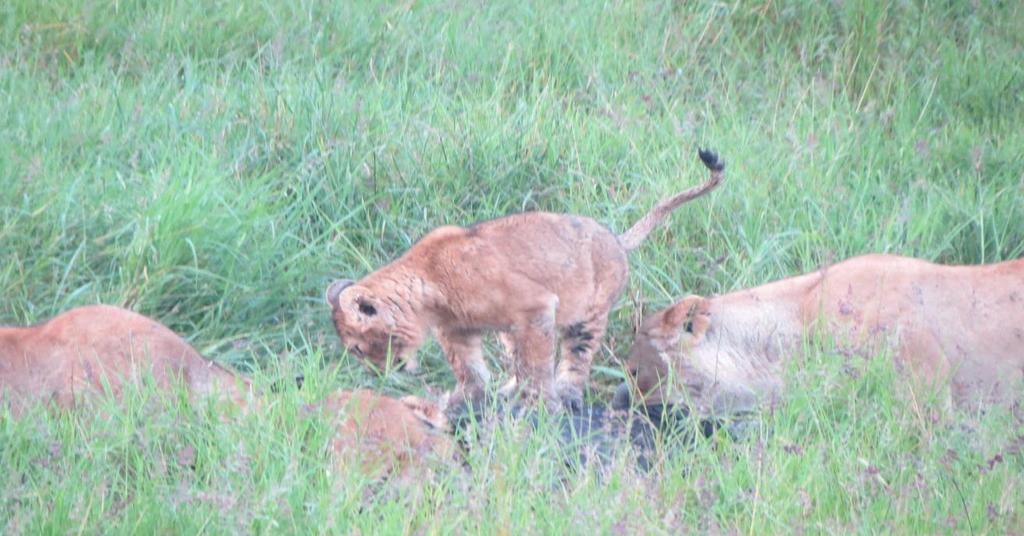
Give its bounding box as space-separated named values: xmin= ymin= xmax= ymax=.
xmin=350 ymin=344 xmax=420 ymax=375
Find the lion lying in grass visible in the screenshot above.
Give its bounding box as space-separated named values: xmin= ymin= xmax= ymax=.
xmin=0 ymin=304 xmax=251 ymax=412
xmin=0 ymin=305 xmax=453 ymax=477
xmin=317 ymin=388 xmax=453 ymax=477
xmin=326 ymin=149 xmax=725 ymax=412
xmin=617 ymin=254 xmax=1024 ymax=414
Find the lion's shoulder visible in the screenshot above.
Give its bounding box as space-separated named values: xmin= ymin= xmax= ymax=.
xmin=35 ymin=305 xmax=170 ymax=342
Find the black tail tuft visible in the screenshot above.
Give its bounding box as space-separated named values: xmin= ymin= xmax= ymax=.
xmin=698 ymin=148 xmax=725 ymax=172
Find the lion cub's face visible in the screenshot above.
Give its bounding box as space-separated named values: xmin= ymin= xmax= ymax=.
xmin=623 ymin=295 xmax=712 ymax=405
xmin=325 ymin=279 xmax=418 ymax=372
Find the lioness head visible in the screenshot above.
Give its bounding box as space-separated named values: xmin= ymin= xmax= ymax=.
xmin=622 ymin=295 xmax=714 ymax=407
xmin=623 ymin=294 xmax=767 ymax=414
xmin=325 ymin=279 xmax=423 ymax=372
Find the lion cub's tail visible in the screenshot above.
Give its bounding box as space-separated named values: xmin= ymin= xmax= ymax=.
xmin=617 ymin=148 xmax=725 ymax=252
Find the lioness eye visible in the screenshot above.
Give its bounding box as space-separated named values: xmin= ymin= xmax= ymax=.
xmin=358 ymin=301 xmax=377 ymax=316
xmin=683 ymin=319 xmax=694 ymax=333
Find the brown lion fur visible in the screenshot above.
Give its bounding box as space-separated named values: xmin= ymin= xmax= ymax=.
xmin=0 ymin=304 xmax=251 ymax=413
xmin=318 ymin=389 xmax=455 ymax=478
xmin=622 ymin=254 xmax=1024 ymax=414
xmin=0 ymin=305 xmax=453 ymax=477
xmin=326 ymin=149 xmax=725 ymax=410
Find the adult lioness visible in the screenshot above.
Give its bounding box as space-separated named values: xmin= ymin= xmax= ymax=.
xmin=0 ymin=304 xmax=252 ymax=413
xmin=0 ymin=305 xmax=454 ymax=476
xmin=618 ymin=254 xmax=1024 ymax=414
xmin=326 ymin=149 xmax=725 ymax=411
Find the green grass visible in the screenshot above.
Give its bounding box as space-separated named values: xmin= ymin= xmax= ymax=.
xmin=3 ymin=0 xmax=1024 ymax=532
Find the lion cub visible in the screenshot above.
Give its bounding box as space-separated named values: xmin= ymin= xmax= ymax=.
xmin=326 ymin=149 xmax=725 ymax=411
xmin=319 ymin=389 xmax=455 ymax=478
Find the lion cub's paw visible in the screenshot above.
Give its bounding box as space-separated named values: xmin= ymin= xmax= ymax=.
xmin=554 ymin=381 xmax=585 ymax=413
xmin=440 ymin=388 xmax=487 ymax=426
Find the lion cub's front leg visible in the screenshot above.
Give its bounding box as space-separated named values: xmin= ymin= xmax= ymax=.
xmin=504 ymin=295 xmax=560 ymax=409
xmin=436 ymin=328 xmax=491 ymax=416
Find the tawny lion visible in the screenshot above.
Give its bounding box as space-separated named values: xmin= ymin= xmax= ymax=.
xmin=326 ymin=149 xmax=725 ymax=411
xmin=0 ymin=305 xmax=453 ymax=477
xmin=0 ymin=304 xmax=251 ymax=412
xmin=318 ymin=388 xmax=454 ymax=477
xmin=617 ymin=254 xmax=1024 ymax=414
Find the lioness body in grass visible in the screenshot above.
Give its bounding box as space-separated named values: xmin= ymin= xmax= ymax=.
xmin=327 ymin=149 xmax=725 ymax=411
xmin=622 ymin=254 xmax=1024 ymax=414
xmin=0 ymin=304 xmax=251 ymax=412
xmin=0 ymin=305 xmax=453 ymax=476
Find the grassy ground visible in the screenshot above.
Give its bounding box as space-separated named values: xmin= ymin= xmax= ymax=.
xmin=3 ymin=0 xmax=1024 ymax=532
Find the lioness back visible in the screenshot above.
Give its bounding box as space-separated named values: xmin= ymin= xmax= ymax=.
xmin=809 ymin=254 xmax=1024 ymax=404
xmin=0 ymin=304 xmax=245 ymax=413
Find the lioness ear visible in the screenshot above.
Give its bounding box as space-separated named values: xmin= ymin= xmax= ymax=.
xmin=325 ymin=279 xmax=355 ymax=308
xmin=662 ymin=295 xmax=710 ymax=338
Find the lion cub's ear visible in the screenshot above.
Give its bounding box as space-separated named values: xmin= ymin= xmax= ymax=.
xmin=325 ymin=279 xmax=355 ymax=308
xmin=399 ymin=395 xmax=451 ymax=432
xmin=662 ymin=295 xmax=711 ymax=339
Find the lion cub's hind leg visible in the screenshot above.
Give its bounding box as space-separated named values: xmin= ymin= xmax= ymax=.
xmin=554 ymin=315 xmax=609 ymax=411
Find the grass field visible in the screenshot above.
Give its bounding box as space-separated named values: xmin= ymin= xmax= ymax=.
xmin=3 ymin=0 xmax=1024 ymax=533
